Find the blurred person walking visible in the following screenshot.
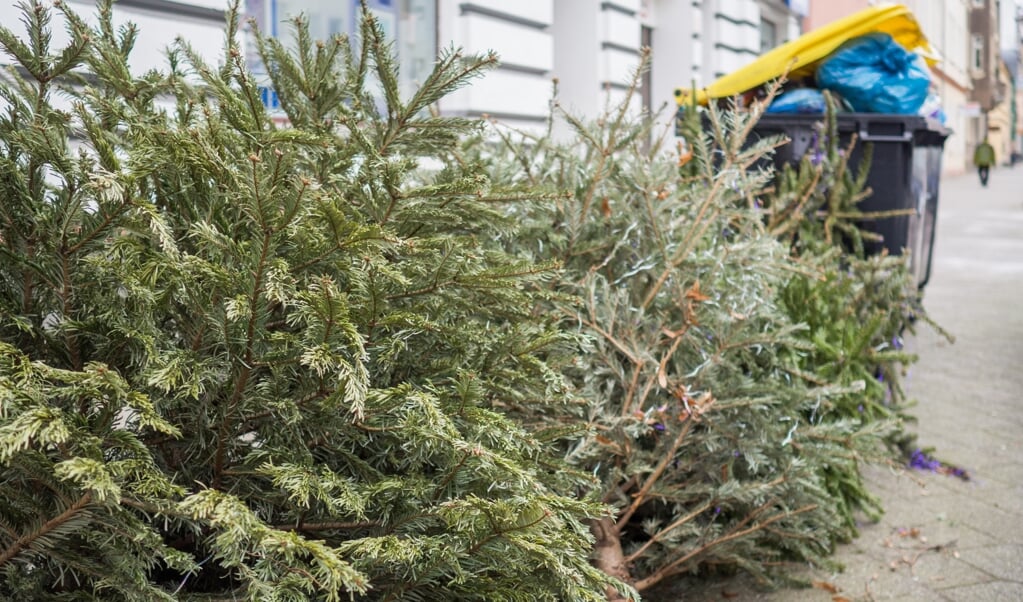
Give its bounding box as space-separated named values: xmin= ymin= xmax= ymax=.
xmin=973 ymin=137 xmax=996 ymax=186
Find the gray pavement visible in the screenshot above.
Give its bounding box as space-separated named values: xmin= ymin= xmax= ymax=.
xmin=663 ymin=165 xmax=1023 ymax=601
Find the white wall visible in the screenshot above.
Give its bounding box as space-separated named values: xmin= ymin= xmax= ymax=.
xmin=646 ymin=0 xmax=696 ymax=120
xmin=0 ymin=0 xmax=228 ymax=76
xmin=0 ymin=0 xmax=807 ymax=139
xmin=700 ymin=0 xmax=760 ymax=82
xmin=549 ymin=0 xmax=645 ymax=121
xmin=438 ymin=0 xmax=555 ymax=127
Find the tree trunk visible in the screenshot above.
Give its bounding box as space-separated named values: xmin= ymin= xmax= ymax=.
xmin=589 ymin=516 xmax=632 ymax=601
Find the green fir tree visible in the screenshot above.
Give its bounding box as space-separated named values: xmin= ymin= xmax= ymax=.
xmin=473 ymin=72 xmax=935 ymax=596
xmin=0 ymin=2 xmax=628 ymax=599
xmin=764 ymin=94 xmax=949 ymax=530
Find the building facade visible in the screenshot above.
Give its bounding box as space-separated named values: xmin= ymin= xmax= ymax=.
xmin=968 ymin=0 xmax=1005 ymax=113
xmin=802 ymin=0 xmax=869 ymax=32
xmin=0 ymin=0 xmax=987 ymax=175
xmin=0 ymin=0 xmax=805 ymax=131
xmin=438 ymin=0 xmax=805 ymax=130
xmin=987 ymin=57 xmax=1015 ymax=162
xmin=1003 ymin=3 xmax=1023 ymax=163
xmin=1002 ymin=0 xmax=1023 ymax=162
xmin=903 ymin=0 xmax=975 ymax=175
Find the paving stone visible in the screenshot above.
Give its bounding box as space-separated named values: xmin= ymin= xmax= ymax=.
xmin=975 ymin=463 xmax=1023 ymax=491
xmin=910 ymin=553 xmax=995 ymax=592
xmin=954 ymin=544 xmax=1023 ymax=584
xmin=941 ymin=581 xmax=1023 ymax=602
xmin=907 ymin=493 xmax=1023 ymax=545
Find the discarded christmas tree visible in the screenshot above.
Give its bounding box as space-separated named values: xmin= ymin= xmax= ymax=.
xmin=474 ymin=74 xmax=930 ymax=595
xmin=0 ymin=2 xmax=627 ymax=599
xmin=765 ymin=95 xmax=946 ymax=529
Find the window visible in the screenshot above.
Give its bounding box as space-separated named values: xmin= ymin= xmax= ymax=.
xmin=397 ymin=0 xmax=437 ymax=99
xmin=244 ymin=0 xmax=349 ymax=77
xmin=759 ymin=19 xmax=777 ymax=54
xmin=244 ymin=0 xmax=438 ymax=109
xmin=273 ymin=0 xmax=348 ymax=47
xmin=971 ymin=33 xmax=985 ymax=72
xmin=641 ymin=25 xmax=653 ymax=116
xmin=972 ymin=0 xmax=985 ymax=7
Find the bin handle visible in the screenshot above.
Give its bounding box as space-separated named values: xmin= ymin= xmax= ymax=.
xmin=858 ymin=129 xmax=913 ymax=143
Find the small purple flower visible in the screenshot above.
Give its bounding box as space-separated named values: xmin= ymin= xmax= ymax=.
xmin=714 ymin=506 xmax=722 ymax=515
xmin=653 ymin=423 xmax=665 ymax=431
xmin=857 ymin=404 xmax=864 ymax=413
xmin=733 ymin=450 xmax=741 ymax=457
xmin=909 ymin=450 xmax=970 ymax=480
xmin=909 ymin=449 xmax=941 ymax=471
xmin=892 ymin=335 xmax=904 ymax=350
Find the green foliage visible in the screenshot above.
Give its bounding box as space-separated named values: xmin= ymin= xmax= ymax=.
xmin=473 ymin=75 xmax=933 ymax=593
xmin=764 ymin=95 xmax=939 ymax=530
xmin=0 ymin=1 xmax=942 ymax=597
xmin=0 ymin=1 xmax=627 ymax=599
xmin=471 ymin=82 xmax=845 ymax=593
xmin=764 ymin=95 xmax=875 ymax=256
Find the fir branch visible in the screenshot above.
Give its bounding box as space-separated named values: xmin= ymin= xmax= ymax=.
xmin=624 ymin=500 xmax=714 ymax=563
xmin=432 ymin=449 xmax=473 ymax=501
xmin=58 ymin=252 xmax=82 ymax=371
xmin=213 ymin=224 xmax=272 ymax=488
xmin=620 ymin=363 xmax=645 ymax=420
xmin=62 ymin=191 xmax=133 ymax=256
xmin=274 ymin=520 xmax=380 ymax=532
xmin=465 ymin=508 xmax=551 ymax=555
xmin=633 ymin=503 xmax=818 ymax=591
xmin=581 ymin=318 xmax=640 ymax=368
xmin=615 ymin=414 xmax=701 ymax=533
xmin=0 ymin=492 xmax=92 ymax=567
xmin=640 ymin=174 xmax=726 ymax=309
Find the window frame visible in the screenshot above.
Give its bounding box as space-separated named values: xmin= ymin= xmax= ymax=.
xmin=759 ymin=18 xmax=778 ymax=55
xmin=971 ymin=33 xmax=985 ymax=72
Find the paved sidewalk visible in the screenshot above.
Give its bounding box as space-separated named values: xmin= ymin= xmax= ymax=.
xmin=668 ymin=165 xmax=1023 ymax=601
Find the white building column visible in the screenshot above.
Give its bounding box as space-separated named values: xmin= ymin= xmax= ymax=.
xmin=550 ymin=0 xmax=643 ymax=119
xmin=644 ymin=0 xmax=700 ymax=122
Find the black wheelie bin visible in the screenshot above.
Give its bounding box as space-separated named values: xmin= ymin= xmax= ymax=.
xmin=749 ymin=112 xmax=950 ymax=290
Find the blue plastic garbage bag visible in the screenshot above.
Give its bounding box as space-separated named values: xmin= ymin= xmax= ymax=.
xmin=816 ymin=33 xmax=930 ymax=114
xmin=766 ymin=88 xmax=827 ymax=114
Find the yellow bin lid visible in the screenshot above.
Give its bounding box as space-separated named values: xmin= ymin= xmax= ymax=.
xmin=676 ymin=3 xmax=938 ymax=106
